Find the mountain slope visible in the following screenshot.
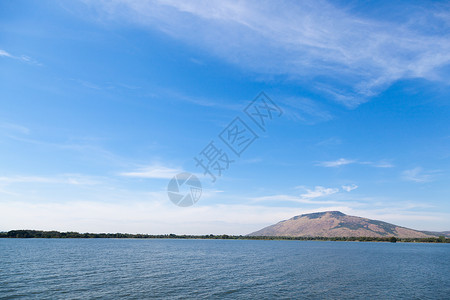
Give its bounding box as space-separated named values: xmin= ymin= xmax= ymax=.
xmin=421 ymin=231 xmax=450 ymax=238
xmin=248 ymin=211 xmax=437 ymax=238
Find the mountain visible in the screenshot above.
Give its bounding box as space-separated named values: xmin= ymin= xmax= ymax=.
xmin=248 ymin=211 xmax=438 ymax=238
xmin=421 ymin=231 xmax=450 ymax=238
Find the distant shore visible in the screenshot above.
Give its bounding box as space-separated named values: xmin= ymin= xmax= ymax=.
xmin=1 ymin=230 xmax=449 ymax=243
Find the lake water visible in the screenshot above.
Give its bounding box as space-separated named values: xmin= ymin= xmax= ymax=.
xmin=0 ymin=239 xmax=449 ymax=299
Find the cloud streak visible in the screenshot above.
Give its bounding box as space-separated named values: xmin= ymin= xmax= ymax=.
xmin=317 ymin=158 xmax=355 ymax=167
xmin=342 ymin=184 xmax=358 ymax=192
xmin=402 ymin=167 xmax=439 ymax=183
xmin=119 ymin=164 xmax=182 ymax=179
xmin=0 ymin=122 xmax=30 ymax=135
xmin=0 ymin=49 xmax=12 ymax=58
xmin=250 ymin=184 xmax=359 ymax=204
xmin=3 ymin=196 xmax=446 ymax=234
xmin=84 ymin=0 xmax=450 ymax=107
xmin=300 ymin=186 xmax=339 ymax=199
xmin=0 ymin=174 xmax=102 ymax=186
xmin=0 ymin=49 xmax=41 ymax=65
xmin=317 ymin=158 xmax=394 ymax=168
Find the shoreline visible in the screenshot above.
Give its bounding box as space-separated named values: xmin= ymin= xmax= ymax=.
xmin=1 ymin=230 xmax=449 ymax=243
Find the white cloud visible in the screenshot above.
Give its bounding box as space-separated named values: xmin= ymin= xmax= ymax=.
xmin=119 ymin=164 xmax=182 ymax=179
xmin=317 ymin=158 xmax=394 ymax=168
xmin=0 ymin=176 xmax=53 ymax=184
xmin=0 ymin=174 xmax=102 ymax=186
xmin=402 ymin=167 xmax=438 ymax=183
xmin=301 ymin=186 xmax=339 ymax=199
xmin=0 ymin=176 xmax=447 ymax=233
xmin=371 ymin=161 xmax=395 ymax=168
xmin=250 ymin=194 xmax=300 ymax=203
xmin=0 ymin=122 xmax=30 ymax=135
xmin=0 ymin=49 xmax=41 ymax=65
xmin=2 ymin=199 xmax=448 ymax=234
xmin=279 ymin=96 xmax=333 ymax=123
xmin=0 ymin=49 xmax=12 ymax=57
xmin=316 ymin=137 xmax=342 ymax=147
xmin=248 ymin=185 xmax=344 ymax=204
xmin=0 ymin=200 xmax=304 ymax=235
xmin=249 ymin=194 xmax=340 ymax=204
xmin=83 ymin=1 xmax=450 ymax=107
xmin=317 ymin=158 xmax=355 ymax=167
xmin=342 ymin=184 xmax=358 ymax=192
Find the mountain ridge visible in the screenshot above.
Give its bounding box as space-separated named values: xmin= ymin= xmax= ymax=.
xmin=249 ymin=211 xmax=441 ymax=238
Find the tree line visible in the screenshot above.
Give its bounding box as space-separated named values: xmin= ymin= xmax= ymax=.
xmin=0 ymin=230 xmax=448 ymax=243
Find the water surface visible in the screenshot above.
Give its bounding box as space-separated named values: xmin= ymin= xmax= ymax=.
xmin=1 ymin=239 xmax=449 ymax=299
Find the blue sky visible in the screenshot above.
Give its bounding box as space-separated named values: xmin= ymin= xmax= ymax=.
xmin=1 ymin=0 xmax=449 ymax=234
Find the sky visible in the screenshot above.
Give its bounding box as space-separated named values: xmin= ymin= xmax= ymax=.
xmin=1 ymin=0 xmax=449 ymax=234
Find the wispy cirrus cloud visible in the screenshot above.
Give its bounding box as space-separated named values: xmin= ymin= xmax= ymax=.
xmin=0 ymin=49 xmax=41 ymax=65
xmin=316 ymin=137 xmax=342 ymax=147
xmin=0 ymin=122 xmax=30 ymax=135
xmin=249 ymin=194 xmax=341 ymax=205
xmin=366 ymin=161 xmax=395 ymax=168
xmin=279 ymin=96 xmax=333 ymax=124
xmin=317 ymin=158 xmax=356 ymax=167
xmin=119 ymin=164 xmax=182 ymax=179
xmin=300 ymin=186 xmax=339 ymax=199
xmin=342 ymin=184 xmax=358 ymax=192
xmin=402 ymin=167 xmax=440 ymax=183
xmin=2 ymin=193 xmax=448 ymax=233
xmin=317 ymin=158 xmax=394 ymax=168
xmin=0 ymin=49 xmax=12 ymax=58
xmin=0 ymin=174 xmax=102 ymax=186
xmin=83 ymin=0 xmax=450 ymax=107
xmin=250 ymin=184 xmax=358 ymax=204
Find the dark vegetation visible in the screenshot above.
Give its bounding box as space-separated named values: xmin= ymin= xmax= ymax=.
xmin=333 ymin=219 xmax=398 ymax=235
xmin=303 ymin=211 xmax=345 ymax=219
xmin=1 ymin=230 xmax=449 ymax=243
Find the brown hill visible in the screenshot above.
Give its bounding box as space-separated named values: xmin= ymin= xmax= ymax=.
xmin=248 ymin=211 xmax=437 ymax=238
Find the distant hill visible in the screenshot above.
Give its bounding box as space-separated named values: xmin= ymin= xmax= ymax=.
xmin=421 ymin=231 xmax=450 ymax=238
xmin=248 ymin=211 xmax=439 ymax=238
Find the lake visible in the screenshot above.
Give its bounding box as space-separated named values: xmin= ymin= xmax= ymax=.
xmin=0 ymin=239 xmax=449 ymax=299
